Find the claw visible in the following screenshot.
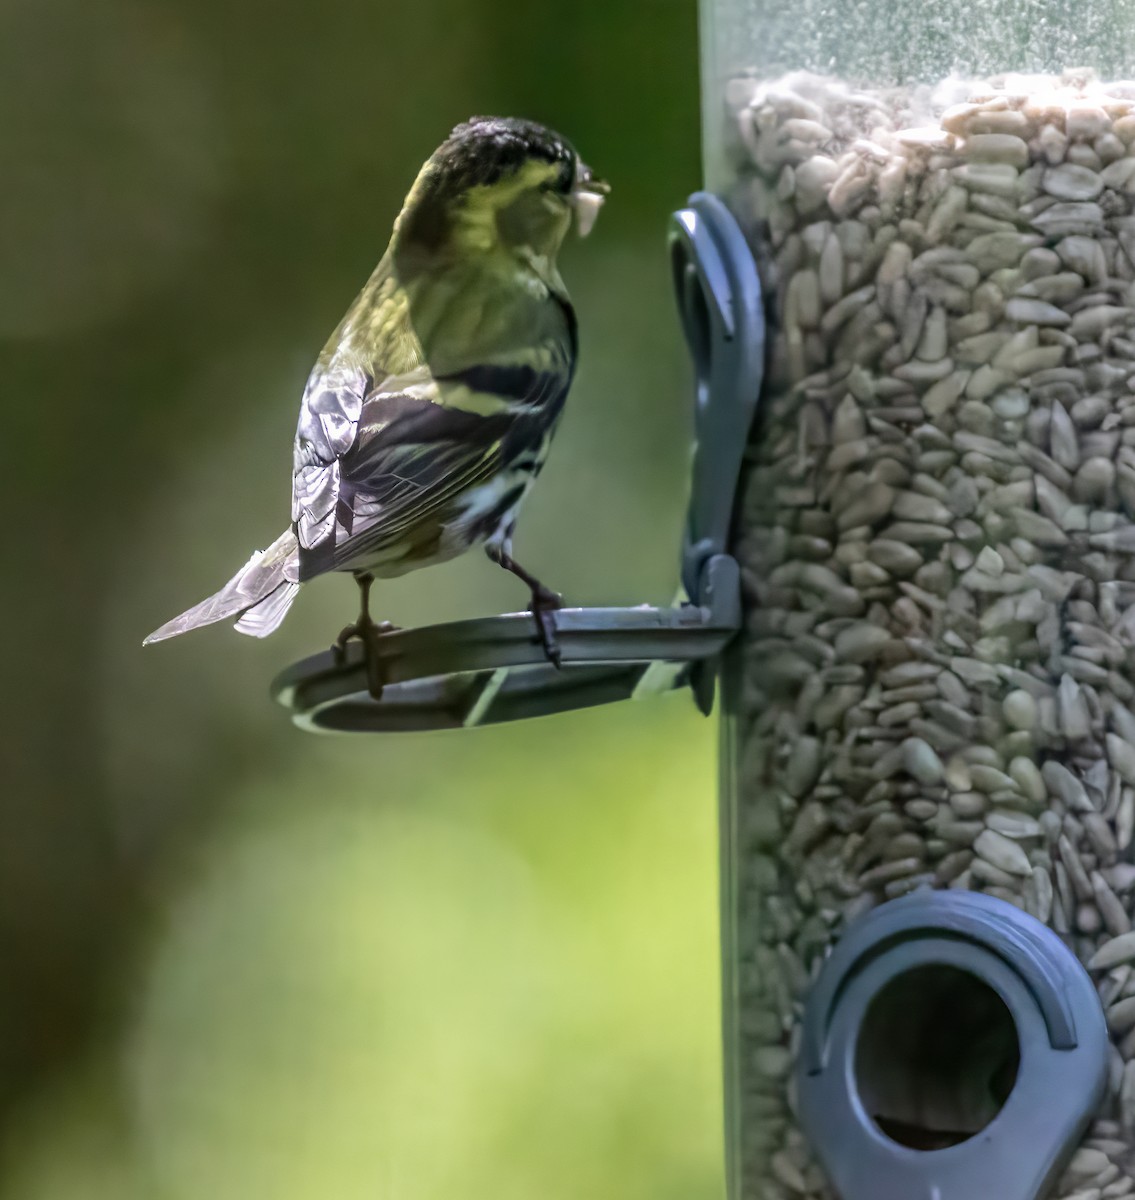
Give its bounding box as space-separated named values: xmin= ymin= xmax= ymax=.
xmin=531 ymin=583 xmax=564 ymax=610
xmin=485 ymin=546 xmax=566 ymax=667
xmin=529 ymin=587 xmax=564 ymax=668
xmin=330 ymin=574 xmax=396 ymax=699
xmin=332 ymin=619 xmax=389 ymax=699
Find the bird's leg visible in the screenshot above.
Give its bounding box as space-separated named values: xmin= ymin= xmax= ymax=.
xmin=332 ymin=572 xmax=397 ymax=699
xmin=485 ymin=546 xmax=564 ymax=667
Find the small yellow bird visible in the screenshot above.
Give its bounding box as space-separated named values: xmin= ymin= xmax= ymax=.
xmin=145 ymin=117 xmax=608 ymax=688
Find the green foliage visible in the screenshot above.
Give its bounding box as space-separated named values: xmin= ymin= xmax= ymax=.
xmin=0 ymin=0 xmax=720 ymax=1193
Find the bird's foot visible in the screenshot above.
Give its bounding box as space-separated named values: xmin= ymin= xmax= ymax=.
xmin=332 ymin=617 xmax=398 ymax=700
xmin=528 ymin=585 xmax=564 ymax=668
xmin=483 ymin=546 xmax=564 ymax=667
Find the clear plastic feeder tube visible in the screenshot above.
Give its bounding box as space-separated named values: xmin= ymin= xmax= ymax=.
xmin=701 ymin=0 xmax=1135 ymax=1197
xmin=702 ymin=0 xmax=1135 ymax=192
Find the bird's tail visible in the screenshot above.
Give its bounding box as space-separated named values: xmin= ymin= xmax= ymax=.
xmin=143 ymin=530 xmax=301 ymax=645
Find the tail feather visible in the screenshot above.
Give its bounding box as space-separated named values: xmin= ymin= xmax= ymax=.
xmin=233 ymin=581 xmax=300 ymax=638
xmin=144 ymin=530 xmax=300 ymax=645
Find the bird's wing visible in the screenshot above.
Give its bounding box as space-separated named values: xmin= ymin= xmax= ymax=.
xmin=292 ymin=262 xmax=575 ymax=579
xmin=328 ymin=361 xmax=570 ymax=570
xmin=291 ymin=358 xmax=371 ymax=568
xmin=291 ymin=358 xmax=568 ymax=578
xmin=290 ymin=261 xmax=420 ymax=578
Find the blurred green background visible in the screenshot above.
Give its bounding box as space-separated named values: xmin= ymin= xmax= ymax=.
xmin=0 ymin=0 xmax=723 ymax=1196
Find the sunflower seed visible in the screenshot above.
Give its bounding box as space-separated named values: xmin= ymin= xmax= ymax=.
xmin=730 ymin=71 xmax=1135 ymax=1195
xmin=1045 ymin=162 xmax=1106 ymax=200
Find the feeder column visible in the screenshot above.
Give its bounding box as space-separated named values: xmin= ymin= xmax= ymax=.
xmin=700 ymin=0 xmax=1135 ymax=1196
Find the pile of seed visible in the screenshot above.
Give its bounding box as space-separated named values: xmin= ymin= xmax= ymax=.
xmin=727 ymin=70 xmax=1135 ymax=1200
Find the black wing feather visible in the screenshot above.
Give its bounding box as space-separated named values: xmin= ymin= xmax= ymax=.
xmin=328 ymin=393 xmax=515 ymax=568
xmin=293 ymin=289 xmax=576 ymax=579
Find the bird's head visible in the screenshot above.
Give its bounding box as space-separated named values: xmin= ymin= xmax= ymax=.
xmin=393 ymin=116 xmax=608 ymax=272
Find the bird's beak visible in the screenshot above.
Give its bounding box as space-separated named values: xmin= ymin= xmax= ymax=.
xmin=572 ymin=165 xmax=609 ymax=238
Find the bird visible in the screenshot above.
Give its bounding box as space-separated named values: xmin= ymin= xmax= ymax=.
xmin=144 ymin=116 xmax=608 ymax=697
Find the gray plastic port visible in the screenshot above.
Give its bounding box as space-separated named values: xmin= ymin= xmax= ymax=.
xmin=795 ymin=890 xmax=1109 ymax=1200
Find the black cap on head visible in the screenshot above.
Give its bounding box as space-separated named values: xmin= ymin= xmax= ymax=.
xmin=396 ymin=116 xmax=581 ymax=259
xmin=433 ymin=116 xmax=578 ymax=196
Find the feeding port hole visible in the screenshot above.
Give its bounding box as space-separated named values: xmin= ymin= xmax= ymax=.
xmin=854 ymin=964 xmax=1021 ymax=1152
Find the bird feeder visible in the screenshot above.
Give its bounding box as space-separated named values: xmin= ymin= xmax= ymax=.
xmin=703 ymin=0 xmax=1135 ymax=1195
xmin=278 ymin=0 xmax=1135 ymax=1193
